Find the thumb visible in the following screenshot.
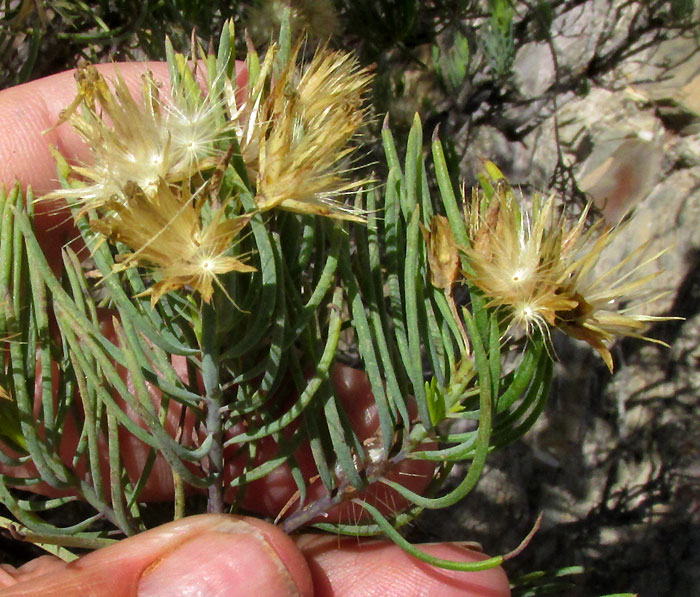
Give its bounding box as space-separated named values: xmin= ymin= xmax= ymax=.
xmin=0 ymin=515 xmax=313 ymax=597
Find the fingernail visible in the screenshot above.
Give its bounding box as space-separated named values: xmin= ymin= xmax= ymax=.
xmin=456 ymin=541 xmax=484 ymax=553
xmin=138 ymin=520 xmax=300 ymax=597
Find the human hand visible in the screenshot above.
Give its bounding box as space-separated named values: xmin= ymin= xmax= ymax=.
xmin=0 ymin=65 xmax=511 ymax=597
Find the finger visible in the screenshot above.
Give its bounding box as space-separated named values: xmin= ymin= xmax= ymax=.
xmin=0 ymin=515 xmax=313 ymax=597
xmin=0 ymin=557 xmax=65 ymax=588
xmin=297 ymin=535 xmax=511 ymax=597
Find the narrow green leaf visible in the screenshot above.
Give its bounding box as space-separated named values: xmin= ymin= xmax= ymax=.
xmin=404 ymin=205 xmax=430 ymax=426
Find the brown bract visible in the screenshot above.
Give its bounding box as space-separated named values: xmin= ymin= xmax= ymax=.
xmin=422 ymin=215 xmax=459 ymax=290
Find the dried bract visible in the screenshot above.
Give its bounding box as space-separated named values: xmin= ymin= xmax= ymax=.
xmin=422 ymin=215 xmax=459 ymax=290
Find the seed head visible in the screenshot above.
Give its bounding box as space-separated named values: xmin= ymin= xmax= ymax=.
xmin=239 ymin=44 xmax=374 ymax=221
xmin=45 ymin=65 xmax=229 ymax=213
xmin=551 ymin=213 xmax=672 ymax=372
xmin=463 ymin=164 xmax=673 ymax=371
xmin=465 ymin=185 xmax=576 ymax=336
xmin=91 ymin=181 xmax=255 ymax=305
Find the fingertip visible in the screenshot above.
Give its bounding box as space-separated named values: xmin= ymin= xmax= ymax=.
xmin=137 ymin=518 xmax=312 ymax=597
xmin=132 ymin=515 xmax=313 ymax=597
xmin=0 ymin=516 xmax=313 ymax=597
xmin=231 ymin=517 xmax=315 ymax=597
xmin=130 ymin=515 xmax=312 ymax=597
xmin=297 ymin=535 xmax=511 ymax=597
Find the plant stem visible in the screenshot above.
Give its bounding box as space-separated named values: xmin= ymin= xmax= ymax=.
xmin=280 ymin=441 xmax=416 ymax=534
xmin=201 ymin=301 xmax=224 ymax=513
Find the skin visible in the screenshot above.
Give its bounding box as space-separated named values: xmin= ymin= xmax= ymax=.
xmin=0 ymin=65 xmax=511 ymax=597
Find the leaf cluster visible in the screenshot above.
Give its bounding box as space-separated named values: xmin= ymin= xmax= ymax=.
xmin=0 ymin=11 xmax=679 ymax=579
xmin=0 ymin=23 xmax=557 ymax=571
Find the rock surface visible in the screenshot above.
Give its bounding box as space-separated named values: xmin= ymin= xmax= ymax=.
xmin=412 ymin=8 xmax=700 ymax=596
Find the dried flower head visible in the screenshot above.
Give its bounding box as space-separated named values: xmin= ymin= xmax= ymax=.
xmin=464 ymin=183 xmax=577 ymax=336
xmin=550 ymin=214 xmax=672 ymax=372
xmin=463 ymin=163 xmax=672 ymax=371
xmin=91 ymin=181 xmax=255 ymax=305
xmin=240 ymin=44 xmax=374 ymax=221
xmin=45 ymin=64 xmax=229 ymax=212
xmin=422 ymin=214 xmax=470 ymax=352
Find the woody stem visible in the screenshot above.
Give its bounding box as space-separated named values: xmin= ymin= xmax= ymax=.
xmin=201 ymin=300 xmax=224 ymax=513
